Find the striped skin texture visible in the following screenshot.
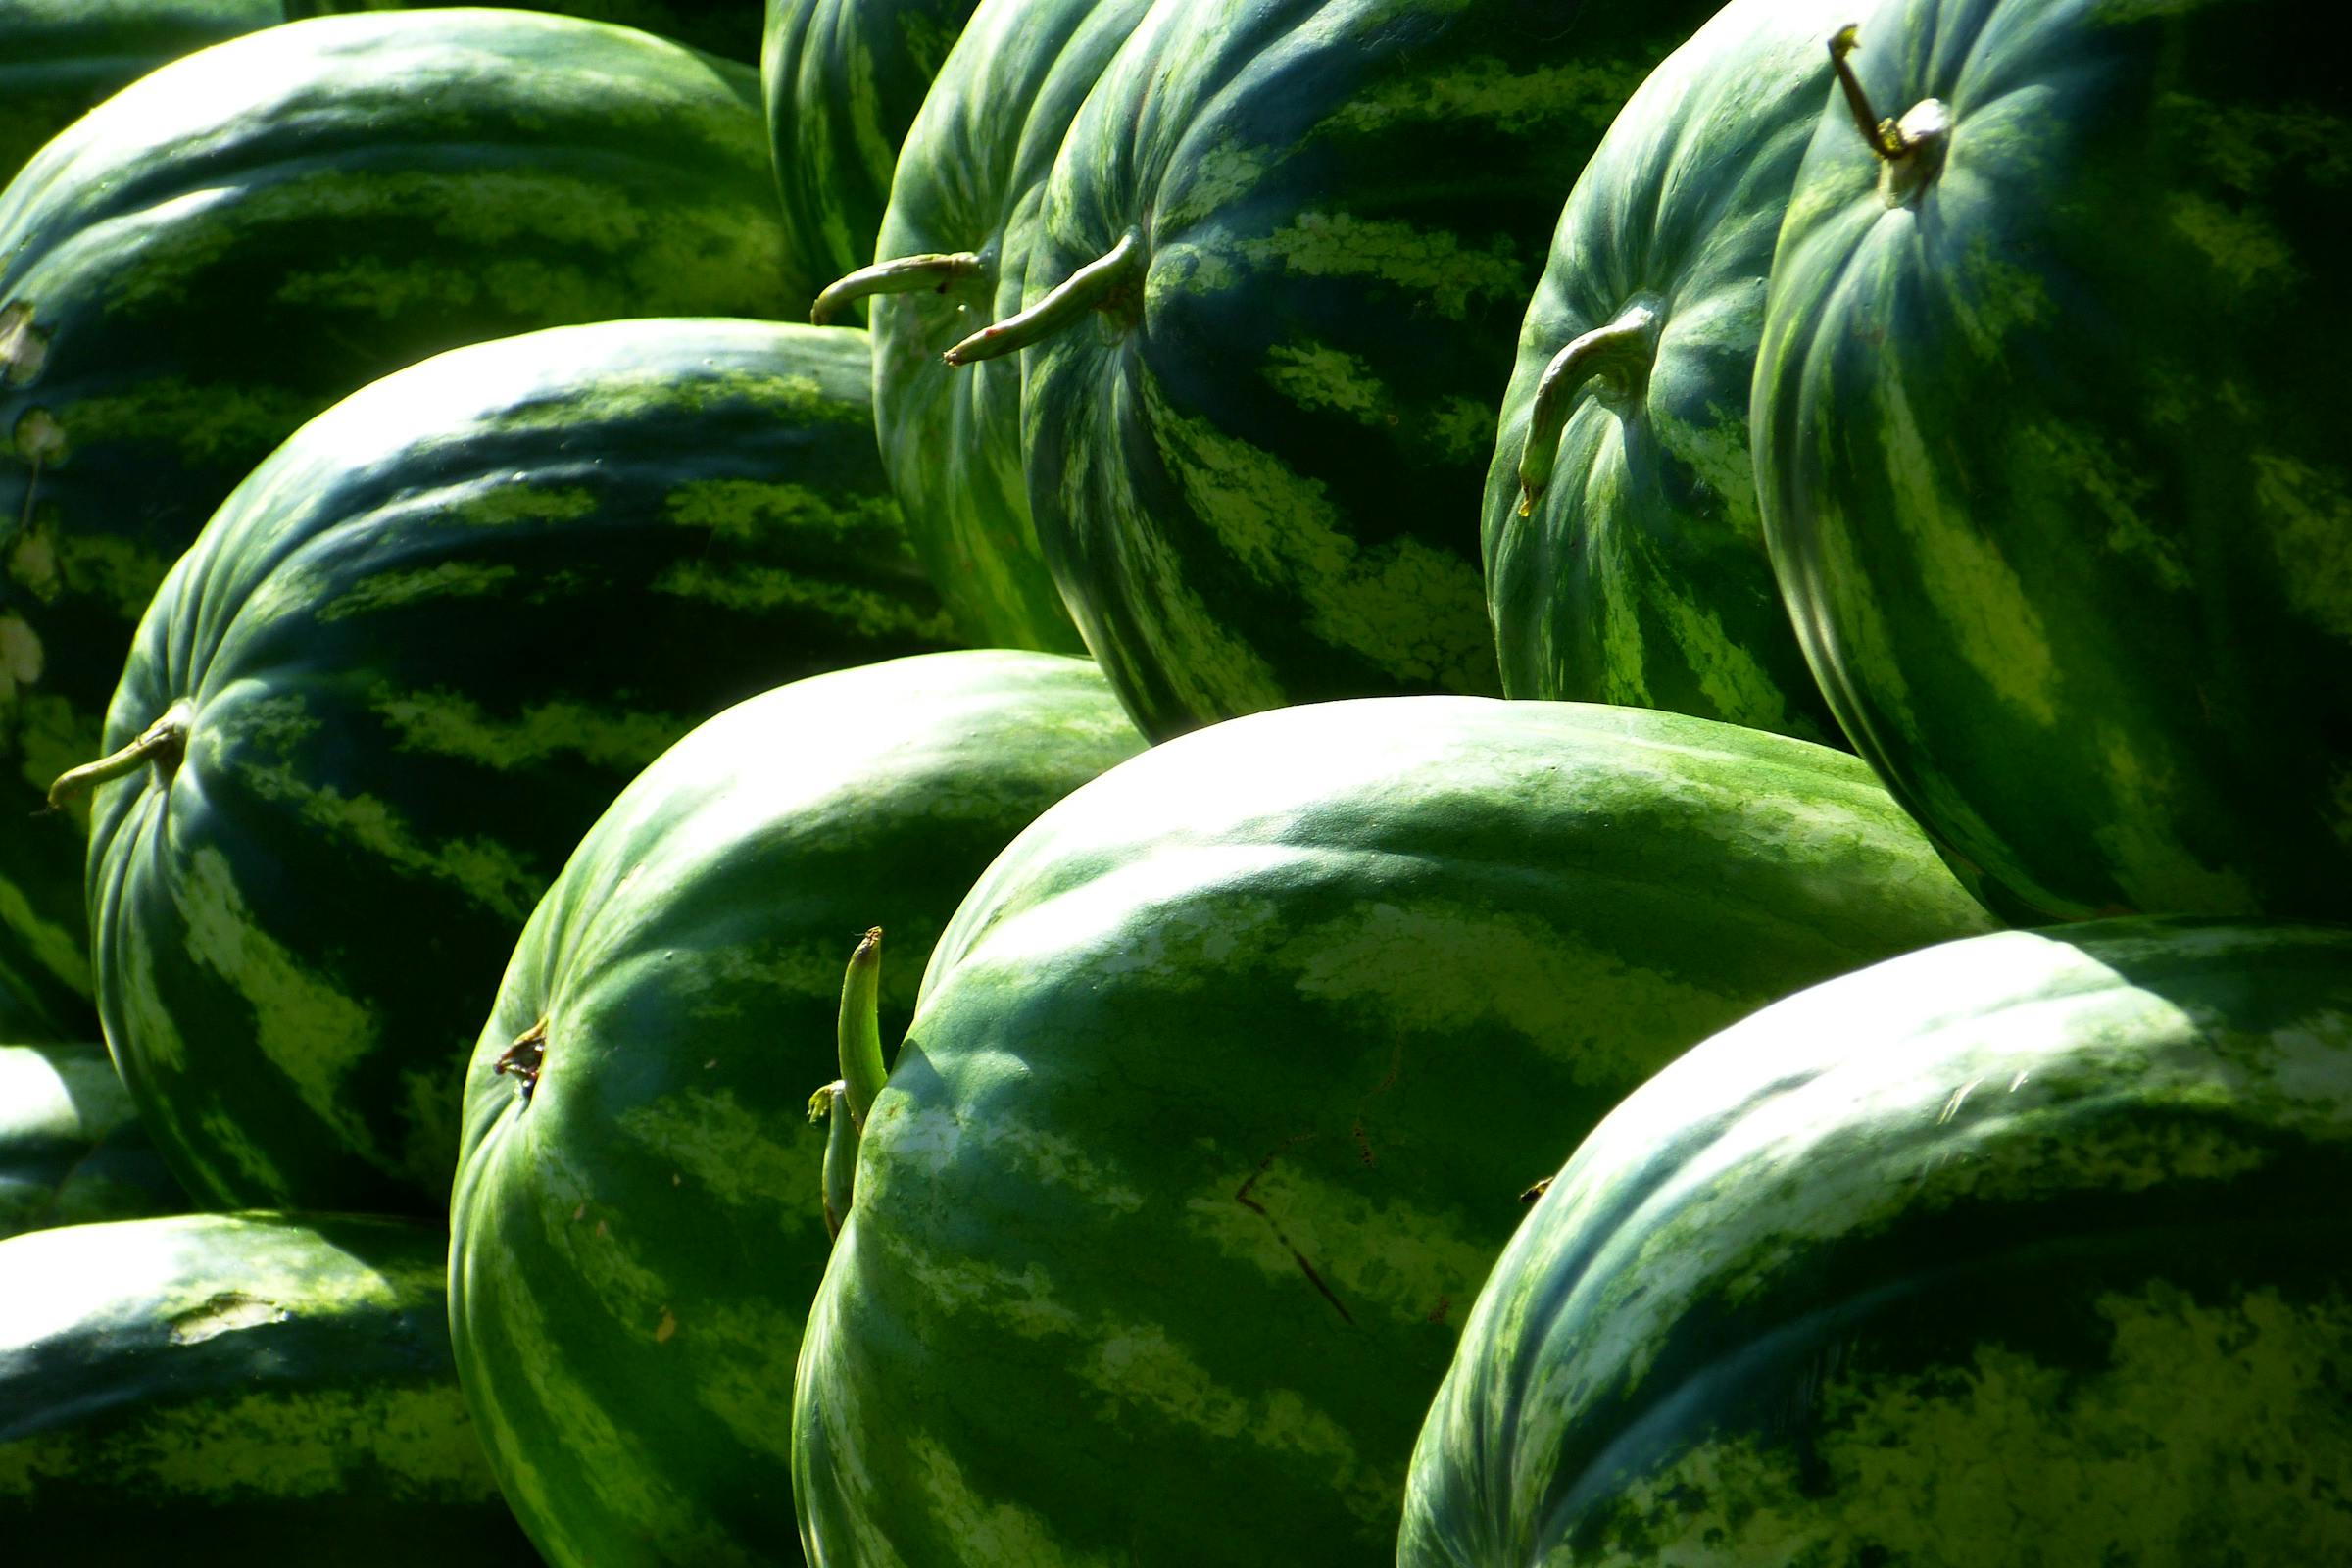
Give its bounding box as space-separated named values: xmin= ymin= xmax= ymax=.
xmin=0 ymin=0 xmax=284 ymax=184
xmin=288 ymin=2 xmax=766 ymax=63
xmin=792 ymin=696 xmax=2000 ymax=1568
xmin=0 ymin=1211 xmax=536 ymax=1560
xmin=1753 ymin=0 xmax=2352 ymax=924
xmin=1016 ymin=0 xmax=1727 ymax=742
xmin=1400 ymin=917 xmax=2352 ymax=1567
xmin=449 ymin=651 xmax=1146 ymax=1568
xmin=762 ymin=0 xmax=981 ymax=300
xmin=1484 ymin=0 xmax=1849 ymax=744
xmin=0 ymin=1039 xmax=186 ymax=1238
xmin=868 ymin=0 xmax=1149 ymax=655
xmin=82 ymin=318 xmax=956 ymax=1218
xmin=0 ymin=8 xmax=803 ymax=1035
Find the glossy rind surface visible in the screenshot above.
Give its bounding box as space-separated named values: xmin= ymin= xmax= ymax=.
xmin=0 ymin=1211 xmax=535 ymax=1560
xmin=1402 ymin=917 xmax=2352 ymax=1565
xmin=1018 ymin=0 xmax=1724 ymax=739
xmin=794 ymin=696 xmax=1999 ymax=1566
xmin=450 ymin=650 xmax=1145 ymax=1568
xmin=867 ymin=0 xmax=1148 ymax=654
xmin=0 ymin=1038 xmax=185 ymax=1238
xmin=84 ymin=318 xmax=954 ymax=1215
xmin=0 ymin=8 xmax=801 ymax=1029
xmin=1485 ymin=0 xmax=1847 ymax=743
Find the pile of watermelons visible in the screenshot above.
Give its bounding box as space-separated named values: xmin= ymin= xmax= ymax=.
xmin=3 ymin=0 xmax=2346 ymax=1561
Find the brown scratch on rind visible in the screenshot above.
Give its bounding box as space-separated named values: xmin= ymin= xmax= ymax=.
xmin=1350 ymin=1041 xmax=1408 ymax=1170
xmin=1235 ymin=1135 xmax=1356 ymax=1326
xmin=1426 ymin=1295 xmax=1451 ymax=1325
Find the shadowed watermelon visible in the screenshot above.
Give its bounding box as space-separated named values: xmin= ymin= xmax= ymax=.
xmin=762 ymin=0 xmax=981 ymax=299
xmin=0 ymin=7 xmax=804 ymax=1033
xmin=1752 ymin=0 xmax=2352 ymax=922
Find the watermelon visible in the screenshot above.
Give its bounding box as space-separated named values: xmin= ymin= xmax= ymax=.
xmin=1751 ymin=0 xmax=2352 ymax=922
xmin=1 ymin=1037 xmax=185 ymax=1238
xmin=792 ymin=696 xmax=2000 ymax=1566
xmin=286 ymin=1 xmax=765 ymax=63
xmin=0 ymin=0 xmax=286 ymax=185
xmin=762 ymin=0 xmax=981 ymax=299
xmin=817 ymin=0 xmax=1151 ymax=656
xmin=0 ymin=7 xmax=803 ymax=1033
xmin=449 ymin=649 xmax=1146 ymax=1568
xmin=79 ymin=317 xmax=955 ymax=1217
xmin=1484 ymin=0 xmax=1847 ymax=744
xmin=1400 ymin=917 xmax=2352 ymax=1565
xmin=1 ymin=1211 xmax=536 ymax=1559
xmin=993 ymin=0 xmax=1725 ymax=739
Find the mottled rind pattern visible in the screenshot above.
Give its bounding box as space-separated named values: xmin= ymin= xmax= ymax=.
xmin=1484 ymin=0 xmax=1847 ymax=743
xmin=1401 ymin=918 xmax=2352 ymax=1567
xmin=1752 ymin=0 xmax=2352 ymax=921
xmin=762 ymin=0 xmax=982 ymax=296
xmin=0 ymin=8 xmax=802 ymax=1033
xmin=82 ymin=318 xmax=956 ymax=1217
xmin=1019 ymin=0 xmax=1725 ymax=740
xmin=0 ymin=1211 xmax=534 ymax=1560
xmin=793 ymin=697 xmax=2000 ymax=1567
xmin=447 ymin=650 xmax=1144 ymax=1568
xmin=290 ymin=2 xmax=766 ymax=63
xmin=868 ymin=0 xmax=1151 ymax=654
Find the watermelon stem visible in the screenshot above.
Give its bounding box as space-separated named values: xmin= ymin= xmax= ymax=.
xmin=809 ymin=1081 xmax=857 ymax=1239
xmin=1828 ymin=26 xmax=1950 ymax=204
xmin=839 ymin=927 xmax=889 ymax=1129
xmin=46 ymin=699 xmax=192 ymax=808
xmin=1517 ymin=301 xmax=1662 ymax=516
xmin=809 ymin=252 xmax=987 ymax=326
xmin=942 ymin=230 xmax=1143 ymax=368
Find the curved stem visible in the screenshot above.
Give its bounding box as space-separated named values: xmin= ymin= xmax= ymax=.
xmin=47 ymin=699 xmax=193 ymax=808
xmin=838 ymin=926 xmax=889 ymax=1130
xmin=943 ymin=229 xmax=1143 ymax=368
xmin=1516 ymin=302 xmax=1660 ymax=515
xmin=810 ymin=252 xmax=987 ymax=326
xmin=808 ymin=1080 xmax=858 ymax=1239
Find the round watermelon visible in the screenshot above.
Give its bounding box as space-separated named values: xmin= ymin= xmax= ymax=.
xmin=450 ymin=649 xmax=1145 ymax=1567
xmin=81 ymin=317 xmax=954 ymax=1217
xmin=793 ymin=695 xmax=2000 ymax=1565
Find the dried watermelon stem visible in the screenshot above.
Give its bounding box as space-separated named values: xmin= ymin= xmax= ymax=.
xmin=943 ymin=229 xmax=1143 ymax=367
xmin=47 ymin=699 xmax=193 ymax=808
xmin=809 ymin=252 xmax=986 ymax=326
xmin=1516 ymin=301 xmax=1662 ymax=515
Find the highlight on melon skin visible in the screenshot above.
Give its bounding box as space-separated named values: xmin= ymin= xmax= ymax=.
xmin=1400 ymin=916 xmax=2352 ymax=1568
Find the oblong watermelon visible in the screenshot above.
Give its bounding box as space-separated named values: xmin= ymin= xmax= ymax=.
xmin=0 ymin=1037 xmax=185 ymax=1238
xmin=450 ymin=649 xmax=1146 ymax=1568
xmin=1401 ymin=917 xmax=2352 ymax=1564
xmin=0 ymin=6 xmax=803 ymax=1033
xmin=792 ymin=696 xmax=2000 ymax=1566
xmin=1751 ymin=0 xmax=2352 ymax=921
xmin=1484 ymin=0 xmax=1846 ymax=743
xmin=0 ymin=1210 xmax=536 ymax=1560
xmin=82 ymin=318 xmax=955 ymax=1217
xmin=1008 ymin=0 xmax=1724 ymax=739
